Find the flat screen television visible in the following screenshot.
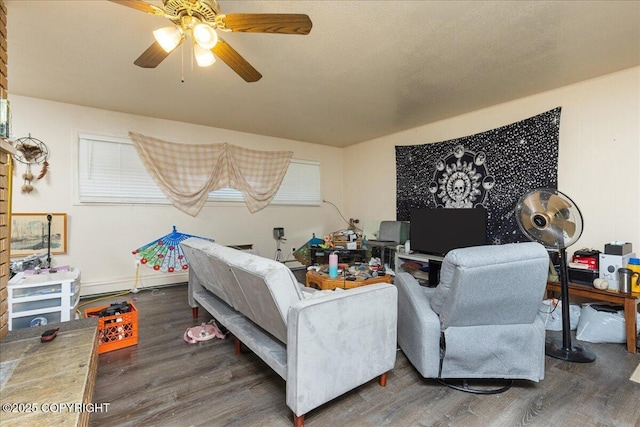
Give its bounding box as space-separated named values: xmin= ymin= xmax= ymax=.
xmin=409 ymin=208 xmax=488 ymax=257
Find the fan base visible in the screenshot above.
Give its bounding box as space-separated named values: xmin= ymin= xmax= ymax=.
xmin=545 ymin=338 xmax=596 ymax=363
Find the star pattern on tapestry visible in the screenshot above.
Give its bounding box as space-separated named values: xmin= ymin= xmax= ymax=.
xmin=396 ymin=107 xmax=561 ymax=245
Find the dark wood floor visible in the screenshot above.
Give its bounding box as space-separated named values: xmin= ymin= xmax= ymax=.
xmin=86 ymin=284 xmax=640 ymax=427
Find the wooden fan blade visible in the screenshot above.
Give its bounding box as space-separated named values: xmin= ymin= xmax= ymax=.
xmin=560 ymin=219 xmax=577 ymax=238
xmin=538 ymin=228 xmax=562 ymax=247
xmin=108 ymin=0 xmax=161 ymax=15
xmin=522 ymin=192 xmax=542 ymax=215
xmin=213 ymin=38 xmax=262 ymax=82
xmin=546 ymin=193 xmax=572 ymax=213
xmin=550 ymin=217 xmax=577 ymax=239
xmin=134 ymin=41 xmax=173 ymax=68
xmin=520 ymin=211 xmax=534 ymax=232
xmin=217 ymin=14 xmax=312 ymax=35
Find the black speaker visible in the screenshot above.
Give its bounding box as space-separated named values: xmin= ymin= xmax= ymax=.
xmin=428 ymin=259 xmax=442 ymax=287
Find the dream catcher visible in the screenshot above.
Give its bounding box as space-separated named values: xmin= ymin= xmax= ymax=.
xmin=13 ymin=134 xmax=50 ymax=193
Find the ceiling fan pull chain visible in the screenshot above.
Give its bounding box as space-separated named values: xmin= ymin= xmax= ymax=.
xmin=181 ymin=41 xmax=185 ymax=83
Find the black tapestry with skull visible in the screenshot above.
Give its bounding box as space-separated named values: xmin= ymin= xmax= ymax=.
xmin=395 ymin=107 xmax=560 ymax=245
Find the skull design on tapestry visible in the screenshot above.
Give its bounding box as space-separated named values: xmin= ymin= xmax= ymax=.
xmin=430 ymin=145 xmax=494 ymax=209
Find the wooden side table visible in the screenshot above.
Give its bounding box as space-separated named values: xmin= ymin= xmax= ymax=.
xmin=546 ymin=281 xmax=639 ymax=354
xmin=306 ymin=269 xmax=391 ymax=290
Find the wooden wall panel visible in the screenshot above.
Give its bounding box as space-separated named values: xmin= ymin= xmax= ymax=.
xmin=0 ymin=151 xmax=8 ymax=339
xmin=0 ymin=0 xmax=9 ymax=340
xmin=0 ymin=187 xmax=7 ymax=343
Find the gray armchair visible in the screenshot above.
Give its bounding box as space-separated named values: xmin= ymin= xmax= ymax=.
xmin=395 ymin=242 xmax=549 ymax=390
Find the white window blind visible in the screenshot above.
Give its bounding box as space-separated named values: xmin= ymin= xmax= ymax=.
xmin=77 ymin=133 xmax=321 ymax=206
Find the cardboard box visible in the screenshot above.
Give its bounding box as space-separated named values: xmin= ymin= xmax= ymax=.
xmin=604 ymin=242 xmax=632 ymax=256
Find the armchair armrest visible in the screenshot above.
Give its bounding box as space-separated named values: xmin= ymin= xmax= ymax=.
xmin=395 ymin=272 xmax=441 ymax=378
xmin=286 ymin=284 xmax=397 ymax=417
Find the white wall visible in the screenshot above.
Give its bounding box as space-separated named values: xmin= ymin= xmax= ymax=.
xmin=10 ymin=67 xmax=639 ymax=295
xmin=343 ymin=67 xmax=640 ymax=258
xmin=9 ymin=96 xmax=346 ymax=295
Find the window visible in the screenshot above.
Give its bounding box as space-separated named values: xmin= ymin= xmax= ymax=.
xmin=77 ymin=133 xmax=321 ymax=206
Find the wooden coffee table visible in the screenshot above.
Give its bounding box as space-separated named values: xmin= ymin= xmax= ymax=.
xmin=547 ymin=281 xmax=639 ymax=354
xmin=305 ymin=268 xmax=391 ymax=290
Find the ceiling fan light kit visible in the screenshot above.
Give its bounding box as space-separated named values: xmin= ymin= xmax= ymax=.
xmin=110 ymin=0 xmax=313 ymax=81
xmin=192 ymin=22 xmax=218 ymax=49
xmin=153 ymin=26 xmax=184 ymax=52
xmin=193 ymin=43 xmax=216 ymax=67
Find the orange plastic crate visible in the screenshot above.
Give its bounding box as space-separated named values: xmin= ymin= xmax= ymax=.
xmin=84 ymin=302 xmax=138 ymax=354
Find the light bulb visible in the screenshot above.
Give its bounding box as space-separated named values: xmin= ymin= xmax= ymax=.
xmin=193 ymin=23 xmax=218 ymax=49
xmin=194 ymin=44 xmax=216 ymax=67
xmin=153 ymin=26 xmax=183 ymax=53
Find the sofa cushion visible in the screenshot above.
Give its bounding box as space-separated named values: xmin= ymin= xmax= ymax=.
xmin=227 ymin=258 xmax=303 ymax=343
xmin=181 ymin=238 xmax=234 ymax=307
xmin=182 ymin=238 xmax=303 ymax=344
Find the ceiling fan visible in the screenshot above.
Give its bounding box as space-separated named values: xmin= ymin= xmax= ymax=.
xmin=109 ymin=0 xmax=313 ymax=82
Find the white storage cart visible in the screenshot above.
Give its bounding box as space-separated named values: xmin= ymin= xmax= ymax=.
xmin=7 ymin=268 xmax=81 ymax=330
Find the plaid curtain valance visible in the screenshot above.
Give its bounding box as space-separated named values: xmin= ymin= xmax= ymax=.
xmin=129 ymin=132 xmax=292 ymax=216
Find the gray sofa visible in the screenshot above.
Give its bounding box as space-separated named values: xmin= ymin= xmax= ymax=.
xmin=395 ymin=242 xmax=549 ymax=383
xmin=180 ymin=238 xmax=398 ymax=427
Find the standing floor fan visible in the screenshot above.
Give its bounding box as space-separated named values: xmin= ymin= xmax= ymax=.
xmin=515 ymin=188 xmax=596 ymax=363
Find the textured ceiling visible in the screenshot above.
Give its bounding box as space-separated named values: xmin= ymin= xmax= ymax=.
xmin=6 ymin=1 xmax=640 ymax=147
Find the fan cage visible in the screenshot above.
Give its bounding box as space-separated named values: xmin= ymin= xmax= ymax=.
xmin=515 ymin=188 xmax=584 ymax=250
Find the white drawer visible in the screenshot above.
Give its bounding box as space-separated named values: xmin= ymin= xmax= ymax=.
xmin=11 ymin=311 xmax=62 ymax=330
